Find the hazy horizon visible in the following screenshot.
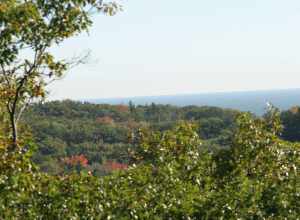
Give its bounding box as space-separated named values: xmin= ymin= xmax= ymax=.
xmin=77 ymin=88 xmax=300 ymax=116
xmin=48 ymin=0 xmax=300 ymax=100
xmin=79 ymin=87 xmax=300 ymax=100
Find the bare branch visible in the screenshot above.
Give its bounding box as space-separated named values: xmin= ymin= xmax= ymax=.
xmin=66 ymin=50 xmax=92 ymax=70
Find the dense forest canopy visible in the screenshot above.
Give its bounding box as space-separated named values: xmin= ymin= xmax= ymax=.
xmin=24 ymin=100 xmax=238 ymax=175
xmin=21 ymin=100 xmax=300 ymax=178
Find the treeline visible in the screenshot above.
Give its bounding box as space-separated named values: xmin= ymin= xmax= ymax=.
xmin=24 ymin=100 xmax=238 ymax=176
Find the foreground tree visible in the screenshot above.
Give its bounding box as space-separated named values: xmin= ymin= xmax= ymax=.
xmin=0 ymin=0 xmax=121 ymax=149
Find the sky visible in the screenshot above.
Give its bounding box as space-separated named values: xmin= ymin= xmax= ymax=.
xmin=49 ymin=0 xmax=300 ymax=100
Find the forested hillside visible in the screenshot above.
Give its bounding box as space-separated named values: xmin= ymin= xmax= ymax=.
xmin=23 ymin=100 xmax=300 ymax=178
xmin=24 ymin=100 xmax=238 ymax=175
xmin=0 ymin=0 xmax=299 ymax=218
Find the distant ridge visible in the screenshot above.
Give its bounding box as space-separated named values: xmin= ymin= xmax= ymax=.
xmin=85 ymin=89 xmax=300 ymax=115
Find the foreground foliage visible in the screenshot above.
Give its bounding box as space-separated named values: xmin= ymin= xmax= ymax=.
xmin=0 ymin=111 xmax=299 ymax=219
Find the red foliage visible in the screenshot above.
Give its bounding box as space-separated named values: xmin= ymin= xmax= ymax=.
xmin=103 ymin=161 xmax=128 ymax=172
xmin=62 ymin=154 xmax=89 ymax=167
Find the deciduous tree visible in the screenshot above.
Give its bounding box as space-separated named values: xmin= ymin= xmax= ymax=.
xmin=0 ymin=0 xmax=120 ymax=149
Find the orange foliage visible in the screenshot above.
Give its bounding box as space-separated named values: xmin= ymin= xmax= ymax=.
xmin=115 ymin=105 xmax=129 ymax=113
xmin=62 ymin=154 xmax=88 ymax=167
xmin=290 ymin=106 xmax=300 ymax=114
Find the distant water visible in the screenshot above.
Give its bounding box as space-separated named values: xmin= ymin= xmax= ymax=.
xmin=86 ymin=89 xmax=300 ymax=115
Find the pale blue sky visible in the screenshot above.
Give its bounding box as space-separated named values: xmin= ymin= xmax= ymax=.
xmin=49 ymin=0 xmax=300 ymax=99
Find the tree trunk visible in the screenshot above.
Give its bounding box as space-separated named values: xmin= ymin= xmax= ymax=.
xmin=9 ymin=110 xmax=18 ymax=150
